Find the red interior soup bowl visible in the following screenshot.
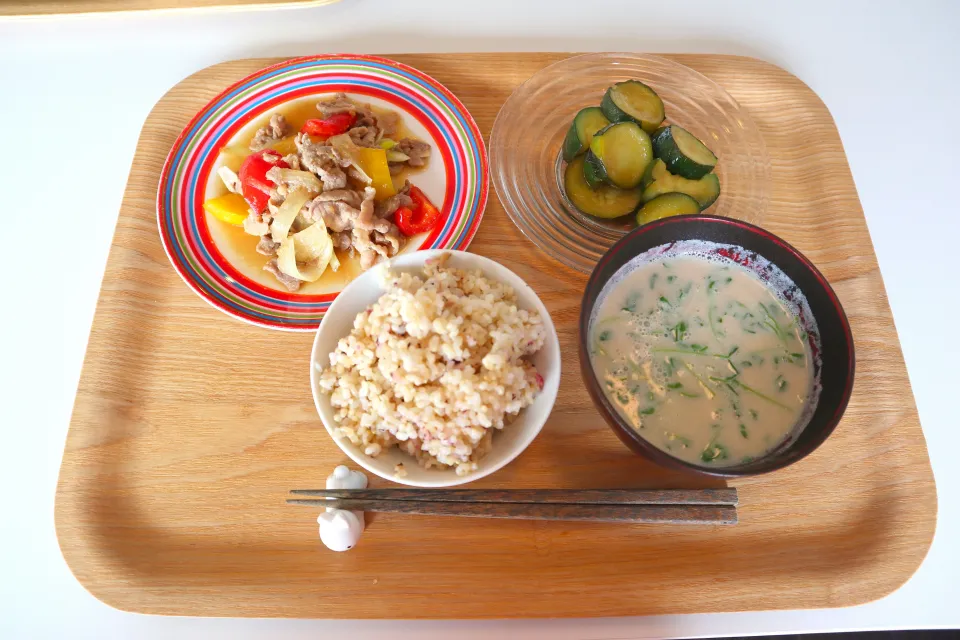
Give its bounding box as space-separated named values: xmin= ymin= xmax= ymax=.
xmin=578 ymin=215 xmax=855 ymax=477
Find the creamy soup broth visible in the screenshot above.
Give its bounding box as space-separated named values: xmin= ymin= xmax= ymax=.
xmin=589 ymin=251 xmax=815 ymax=466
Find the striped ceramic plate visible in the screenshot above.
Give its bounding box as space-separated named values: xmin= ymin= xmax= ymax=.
xmin=158 ymin=55 xmax=488 ymax=331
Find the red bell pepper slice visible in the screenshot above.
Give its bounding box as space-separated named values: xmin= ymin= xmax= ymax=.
xmin=301 ymin=112 xmax=357 ymax=138
xmin=395 ymin=186 xmax=442 ymax=236
xmin=238 ymin=149 xmax=289 ymax=214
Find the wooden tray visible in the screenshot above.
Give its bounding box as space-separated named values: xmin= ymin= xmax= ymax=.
xmin=0 ymin=0 xmax=336 ymax=18
xmin=55 ymin=53 xmax=937 ymax=619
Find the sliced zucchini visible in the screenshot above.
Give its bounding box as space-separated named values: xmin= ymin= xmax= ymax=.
xmin=582 ymin=150 xmax=607 ymax=188
xmin=564 ymin=156 xmax=644 ymax=219
xmin=651 ymin=158 xmax=670 ymax=181
xmin=642 ymin=170 xmax=721 ymax=210
xmin=600 ymin=81 xmax=666 ymax=134
xmin=652 ymin=125 xmax=718 ymax=179
xmin=640 ymin=156 xmax=660 ymax=187
xmin=636 ymin=193 xmax=701 ymax=225
xmin=587 ymin=122 xmax=653 ymax=189
xmin=562 ymin=107 xmax=610 ymax=162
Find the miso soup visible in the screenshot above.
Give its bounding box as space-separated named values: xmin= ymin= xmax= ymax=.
xmin=589 ymin=246 xmax=817 ymax=466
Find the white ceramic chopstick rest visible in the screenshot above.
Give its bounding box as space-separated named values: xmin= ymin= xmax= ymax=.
xmin=317 ymin=465 xmax=368 ymax=551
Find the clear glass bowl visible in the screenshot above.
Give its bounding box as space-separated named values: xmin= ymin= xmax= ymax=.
xmin=490 ymin=53 xmax=771 ymax=273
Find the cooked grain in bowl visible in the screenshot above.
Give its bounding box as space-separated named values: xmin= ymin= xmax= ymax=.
xmin=317 ymin=254 xmax=546 ymax=475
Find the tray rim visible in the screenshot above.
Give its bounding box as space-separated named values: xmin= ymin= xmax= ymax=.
xmin=55 ymin=51 xmax=938 ymax=620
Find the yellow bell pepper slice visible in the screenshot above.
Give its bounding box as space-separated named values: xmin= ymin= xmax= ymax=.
xmin=268 ymin=136 xmax=298 ymax=156
xmin=203 ymin=192 xmax=249 ymax=226
xmin=353 ymin=147 xmax=396 ymax=201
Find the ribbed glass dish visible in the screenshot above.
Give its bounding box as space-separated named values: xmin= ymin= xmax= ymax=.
xmin=490 ymin=53 xmax=770 ymax=273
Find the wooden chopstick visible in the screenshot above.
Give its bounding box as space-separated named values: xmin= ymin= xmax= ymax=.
xmin=287 ymin=498 xmax=737 ymax=524
xmin=289 ymin=488 xmax=738 ymax=506
xmin=287 ymin=488 xmax=738 ymax=524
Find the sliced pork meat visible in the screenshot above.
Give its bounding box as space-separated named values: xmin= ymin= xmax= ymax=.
xmin=377 ymin=111 xmax=400 ymax=138
xmin=371 ymin=223 xmax=403 ymax=256
xmin=316 ymin=93 xmax=357 ymax=119
xmin=305 ymin=198 xmax=360 ymax=233
xmin=264 ymin=259 xmax=301 ymax=292
xmin=282 ymin=153 xmax=301 ymax=170
xmin=354 ymin=187 xmax=390 ymax=234
xmin=388 ymin=138 xmax=432 ymax=174
xmin=249 ymin=113 xmax=290 ymax=152
xmin=354 ymin=105 xmax=377 ymax=128
xmin=313 ymin=189 xmax=362 ymax=208
xmin=265 ymin=166 xmax=323 ymax=194
xmin=295 ymin=133 xmax=347 ymax=190
xmin=348 ymin=126 xmax=378 ymax=148
xmin=353 ymin=228 xmax=400 ymax=269
xmin=395 ymin=138 xmax=431 ymax=167
xmin=332 ymin=231 xmax=353 ymax=251
xmin=375 ymin=181 xmax=413 ymax=218
xmin=352 ymin=229 xmax=381 ymax=270
xmin=256 ymin=235 xmax=280 ymax=256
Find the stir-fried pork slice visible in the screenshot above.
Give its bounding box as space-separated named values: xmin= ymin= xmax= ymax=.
xmin=377 ymin=111 xmax=400 ymax=138
xmin=354 ymin=105 xmax=377 ymax=128
xmin=295 ymin=133 xmax=348 ymax=190
xmin=353 ymin=227 xmax=400 ymax=270
xmin=256 ymin=235 xmax=280 ymax=256
xmin=354 ymin=187 xmax=390 ymax=233
xmin=352 ymin=229 xmax=381 ymax=270
xmin=282 ymin=153 xmax=300 ymax=170
xmin=395 ymin=138 xmax=431 ymax=167
xmin=304 ymin=198 xmax=360 ymax=233
xmin=375 ymin=180 xmax=413 ymax=218
xmin=265 ymin=166 xmax=323 ymax=194
xmin=249 ymin=113 xmax=290 ymax=152
xmin=332 ymin=231 xmax=353 ymax=251
xmin=316 ymin=93 xmax=356 ymax=119
xmin=348 ymin=126 xmax=378 ymax=148
xmin=264 ymin=258 xmax=301 ymax=292
xmin=312 ymin=189 xmax=362 ymax=208
xmin=371 ymin=223 xmax=403 ymax=256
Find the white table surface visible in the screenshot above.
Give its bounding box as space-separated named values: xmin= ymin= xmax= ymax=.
xmin=2 ymin=0 xmax=958 ymax=637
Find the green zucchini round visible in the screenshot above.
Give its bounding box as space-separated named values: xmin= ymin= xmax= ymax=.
xmin=636 ymin=192 xmax=701 ymax=225
xmin=600 ymin=81 xmax=665 ymax=134
xmin=652 ymin=125 xmax=718 ymax=179
xmin=564 ymin=156 xmax=644 ymax=219
xmin=561 ymin=107 xmax=610 ymax=162
xmin=587 ymin=122 xmax=653 ymax=189
xmin=642 ymin=170 xmax=721 ymax=210
xmin=582 ymin=150 xmax=607 ymax=188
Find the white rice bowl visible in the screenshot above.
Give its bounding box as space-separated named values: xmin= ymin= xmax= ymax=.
xmin=310 ymin=250 xmax=561 ymax=487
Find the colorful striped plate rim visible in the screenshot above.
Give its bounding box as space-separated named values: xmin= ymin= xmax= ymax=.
xmin=157 ymin=55 xmax=488 ymax=331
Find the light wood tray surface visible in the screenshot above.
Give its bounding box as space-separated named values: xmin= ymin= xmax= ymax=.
xmin=54 ymin=53 xmax=937 ymax=619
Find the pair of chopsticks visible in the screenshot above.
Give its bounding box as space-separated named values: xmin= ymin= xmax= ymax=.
xmin=288 ymin=488 xmax=738 ymax=525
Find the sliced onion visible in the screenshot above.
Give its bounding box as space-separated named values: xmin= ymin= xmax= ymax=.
xmin=269 ymin=189 xmax=312 ymax=243
xmin=276 ymin=222 xmax=335 ymax=283
xmin=217 ymin=166 xmax=242 ymax=193
xmin=327 ymin=133 xmax=372 ymax=184
xmin=266 ymin=167 xmax=322 ymax=193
